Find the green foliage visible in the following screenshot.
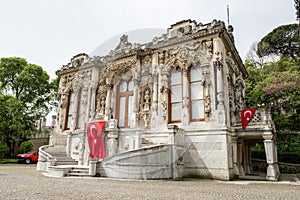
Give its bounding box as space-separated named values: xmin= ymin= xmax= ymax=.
xmin=0 ymin=57 xmax=56 ymax=156
xmin=277 ymin=133 xmax=300 ymax=154
xmin=245 ymin=58 xmax=300 ymax=136
xmin=0 ymin=141 xmax=9 ymax=159
xmin=280 ymin=166 xmax=300 ymax=174
xmin=295 ymin=0 xmax=300 ymax=20
xmin=246 ymin=26 xmax=300 ymax=161
xmin=49 ymin=76 xmax=60 ymax=111
xmin=0 ymin=95 xmax=30 ymax=156
xmin=18 ymin=141 xmax=34 ymax=153
xmin=257 ymin=24 xmax=300 ymax=59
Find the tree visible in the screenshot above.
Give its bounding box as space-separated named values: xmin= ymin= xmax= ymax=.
xmin=0 ymin=95 xmax=29 ymax=156
xmin=0 ymin=141 xmax=9 ymax=160
xmin=295 ymin=0 xmax=300 ymax=21
xmin=257 ymin=24 xmax=300 ymax=59
xmin=245 ymin=57 xmax=300 ymax=159
xmin=0 ymin=57 xmax=55 ymax=156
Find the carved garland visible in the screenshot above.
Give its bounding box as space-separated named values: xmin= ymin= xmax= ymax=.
xmin=104 ymin=56 xmax=137 ymax=84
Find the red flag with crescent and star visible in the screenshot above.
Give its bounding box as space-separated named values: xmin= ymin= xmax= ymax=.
xmin=241 ymin=108 xmax=256 ymax=130
xmin=87 ymin=120 xmax=106 ymax=159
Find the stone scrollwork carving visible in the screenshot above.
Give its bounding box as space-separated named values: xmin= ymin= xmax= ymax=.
xmin=158 ymin=67 xmax=169 ymax=119
xmin=234 ymin=77 xmax=246 ymax=123
xmin=104 ymin=56 xmax=137 ymax=84
xmin=203 ymin=70 xmax=211 ymax=118
xmin=204 ymin=40 xmax=213 ymax=57
xmin=164 ymin=42 xmax=211 ymax=69
xmin=95 ymin=83 xmax=107 ymax=119
xmin=113 ymin=35 xmax=132 ymax=53
xmin=140 ymin=87 xmax=152 ymax=128
xmin=158 ymin=51 xmax=165 ymax=65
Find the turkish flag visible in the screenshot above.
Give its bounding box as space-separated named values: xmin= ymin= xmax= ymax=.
xmin=87 ymin=121 xmax=106 ymax=158
xmin=241 ymin=108 xmax=256 ymax=130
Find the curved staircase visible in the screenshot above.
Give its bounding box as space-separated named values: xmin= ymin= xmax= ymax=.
xmin=44 ymin=146 xmax=77 ymax=166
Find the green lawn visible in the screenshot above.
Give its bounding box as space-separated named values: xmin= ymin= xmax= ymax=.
xmin=0 ymin=158 xmax=17 ymax=164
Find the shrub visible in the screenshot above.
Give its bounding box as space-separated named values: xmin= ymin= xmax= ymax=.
xmin=19 ymin=141 xmax=34 ymax=153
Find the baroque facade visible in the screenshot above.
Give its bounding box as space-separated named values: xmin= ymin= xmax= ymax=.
xmin=38 ymin=19 xmax=279 ymax=181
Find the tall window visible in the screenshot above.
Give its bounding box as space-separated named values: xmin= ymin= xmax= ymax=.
xmin=168 ymin=65 xmax=204 ymax=124
xmin=117 ymin=80 xmax=134 ymax=128
xmin=65 ymin=92 xmax=75 ymax=130
xmin=169 ymin=68 xmax=182 ymax=123
xmin=189 ymin=65 xmax=204 ymax=121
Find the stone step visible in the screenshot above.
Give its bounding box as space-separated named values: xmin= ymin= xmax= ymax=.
xmin=65 ymin=166 xmax=91 ymax=177
xmin=69 ymin=169 xmax=89 ymax=174
xmin=55 ymin=160 xmax=78 ymax=165
xmin=56 ymin=157 xmax=76 ymax=161
xmin=65 ymin=173 xmax=93 ymax=177
xmin=44 ymin=145 xmax=78 ymax=166
xmin=141 ymin=138 xmax=155 ymax=148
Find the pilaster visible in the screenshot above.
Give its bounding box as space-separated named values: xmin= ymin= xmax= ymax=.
xmin=182 ymin=68 xmax=190 ymax=127
xmin=263 ymin=134 xmax=280 ymax=181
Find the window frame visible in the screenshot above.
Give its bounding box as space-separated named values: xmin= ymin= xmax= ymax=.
xmin=116 ymin=79 xmax=134 ymax=128
xmin=188 ymin=65 xmax=205 ymax=122
xmin=64 ymin=91 xmax=74 ymax=130
xmin=168 ymin=68 xmax=183 ymax=123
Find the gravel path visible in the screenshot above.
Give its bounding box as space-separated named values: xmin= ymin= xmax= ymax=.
xmin=0 ymin=164 xmax=300 ymax=200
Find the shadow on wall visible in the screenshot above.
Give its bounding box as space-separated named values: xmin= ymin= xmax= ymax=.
xmin=182 ymin=142 xmax=212 ymax=179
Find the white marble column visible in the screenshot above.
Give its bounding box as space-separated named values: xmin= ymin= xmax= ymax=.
xmin=182 ymin=68 xmax=190 ymax=127
xmin=89 ymin=85 xmax=97 ymax=121
xmin=105 ymin=120 xmax=119 ymax=157
xmin=85 ymin=87 xmax=91 ymax=123
xmin=132 ymin=79 xmax=139 ymax=127
xmin=232 ymin=137 xmax=239 ymax=176
xmin=151 ymin=72 xmax=158 ymax=129
xmin=213 ymin=37 xmax=226 ymax=126
xmin=78 ymin=127 xmax=86 ymax=165
xmin=237 ymin=140 xmax=245 ymax=176
xmin=71 ymin=89 xmax=80 ymax=132
xmin=263 ymin=134 xmax=280 ymax=181
xmin=105 ymin=84 xmax=113 ymax=120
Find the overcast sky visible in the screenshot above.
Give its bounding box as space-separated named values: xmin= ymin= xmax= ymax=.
xmin=0 ymin=0 xmax=297 ymax=79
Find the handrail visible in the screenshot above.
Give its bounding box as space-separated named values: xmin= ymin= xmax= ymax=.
xmin=38 ymin=145 xmax=57 ymax=163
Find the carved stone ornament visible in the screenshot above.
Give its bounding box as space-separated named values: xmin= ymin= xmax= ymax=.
xmin=95 ymin=83 xmax=107 ymax=119
xmin=104 ymin=56 xmax=137 ymax=84
xmin=139 ymin=88 xmax=152 ymax=128
xmin=165 ymin=42 xmax=211 ymax=69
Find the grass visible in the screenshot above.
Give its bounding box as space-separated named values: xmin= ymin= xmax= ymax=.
xmin=0 ymin=158 xmax=17 ymax=164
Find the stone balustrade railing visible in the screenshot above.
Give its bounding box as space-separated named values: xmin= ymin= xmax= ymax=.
xmin=233 ymin=108 xmax=274 ymax=130
xmin=36 ymin=145 xmax=57 ymax=172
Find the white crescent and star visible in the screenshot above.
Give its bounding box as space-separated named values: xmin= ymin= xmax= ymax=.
xmin=89 ymin=124 xmax=98 ymax=144
xmin=244 ymin=110 xmax=252 ymax=121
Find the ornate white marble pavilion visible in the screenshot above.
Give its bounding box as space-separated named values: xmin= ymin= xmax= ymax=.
xmin=37 ymin=19 xmax=279 ymax=181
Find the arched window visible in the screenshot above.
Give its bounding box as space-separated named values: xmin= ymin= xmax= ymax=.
xmin=116 ymin=80 xmax=134 ymax=128
xmin=169 ymin=68 xmax=182 ymax=123
xmin=189 ymin=65 xmax=204 ymax=121
xmin=65 ymin=91 xmax=75 ymax=130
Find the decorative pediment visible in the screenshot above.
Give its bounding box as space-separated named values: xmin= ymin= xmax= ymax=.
xmin=164 ymin=42 xmax=211 ymax=69
xmin=104 ymin=56 xmax=137 ymax=84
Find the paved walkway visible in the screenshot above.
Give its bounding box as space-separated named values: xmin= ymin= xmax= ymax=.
xmin=0 ymin=164 xmax=300 ymax=200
